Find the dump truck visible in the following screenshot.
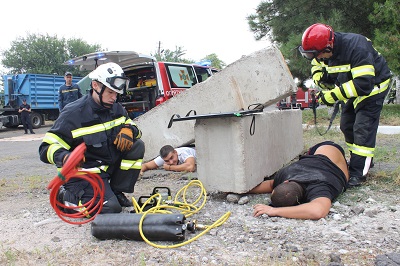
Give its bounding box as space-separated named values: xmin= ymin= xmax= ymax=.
xmin=0 ymin=73 xmax=81 ymax=128
xmin=65 ymin=51 xmax=216 ymax=118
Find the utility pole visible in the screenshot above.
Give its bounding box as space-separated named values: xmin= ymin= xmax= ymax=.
xmin=157 ymin=41 xmax=162 ymax=58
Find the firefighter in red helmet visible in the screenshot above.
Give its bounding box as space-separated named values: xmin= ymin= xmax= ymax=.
xmin=299 ymin=23 xmax=392 ymax=187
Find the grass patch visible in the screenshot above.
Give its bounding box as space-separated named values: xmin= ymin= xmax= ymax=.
xmin=23 ymin=175 xmax=48 ymax=190
xmin=379 ymin=104 xmax=400 ymax=125
xmin=2 ymin=248 xmax=18 ymax=265
xmin=302 ymin=127 xmax=345 ymax=151
xmin=0 ymin=156 xmax=21 ymax=163
xmin=302 ymin=107 xmax=340 ymax=127
xmin=0 ymin=175 xmax=48 ymax=200
xmin=374 ymin=146 xmax=398 ymax=163
xmin=302 ymin=103 xmax=400 ymax=126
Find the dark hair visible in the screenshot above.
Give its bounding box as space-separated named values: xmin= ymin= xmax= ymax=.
xmin=160 ymin=145 xmax=174 ymax=158
xmin=271 ymin=181 xmax=305 ymax=207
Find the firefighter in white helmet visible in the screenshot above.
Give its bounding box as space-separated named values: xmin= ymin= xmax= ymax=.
xmin=40 ymin=62 xmax=145 ymax=213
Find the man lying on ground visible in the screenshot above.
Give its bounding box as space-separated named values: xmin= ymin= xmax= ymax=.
xmin=251 ymin=141 xmax=349 ymax=220
xmin=141 ymin=145 xmax=196 ymax=174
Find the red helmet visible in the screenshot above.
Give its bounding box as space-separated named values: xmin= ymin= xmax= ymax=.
xmin=299 ymin=23 xmax=334 ymax=60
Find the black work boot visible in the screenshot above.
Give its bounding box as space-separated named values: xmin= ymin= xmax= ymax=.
xmin=57 ymin=186 xmax=67 ymax=211
xmin=115 ymin=192 xmax=133 ymax=207
xmin=347 ymin=176 xmax=367 ymax=188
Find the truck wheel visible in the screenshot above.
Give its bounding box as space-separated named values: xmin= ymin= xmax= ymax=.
xmin=30 ymin=112 xmax=43 ymax=129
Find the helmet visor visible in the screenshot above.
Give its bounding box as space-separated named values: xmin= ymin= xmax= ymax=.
xmin=106 ymin=76 xmax=129 ymax=92
xmin=298 ymin=46 xmax=323 ymax=60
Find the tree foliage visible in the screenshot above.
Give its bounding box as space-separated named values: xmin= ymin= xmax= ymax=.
xmin=369 ymin=0 xmax=400 ymax=74
xmin=201 ymin=53 xmax=226 ymax=70
xmin=247 ymin=0 xmax=397 ymax=82
xmin=1 ymin=33 xmax=101 ymax=76
xmin=152 ymin=46 xmax=193 ymax=64
xmin=151 ymin=45 xmax=226 ymax=69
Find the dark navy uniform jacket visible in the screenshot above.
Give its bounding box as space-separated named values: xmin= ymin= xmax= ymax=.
xmin=58 ymin=83 xmax=82 ymax=111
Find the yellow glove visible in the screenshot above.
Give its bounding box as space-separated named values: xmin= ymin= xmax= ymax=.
xmin=318 ymin=87 xmax=346 ymax=106
xmin=311 ymin=59 xmax=335 ymax=90
xmin=114 ymin=126 xmax=134 ymax=152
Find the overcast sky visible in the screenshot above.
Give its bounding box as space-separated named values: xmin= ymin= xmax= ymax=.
xmin=0 ymin=0 xmax=270 ymax=67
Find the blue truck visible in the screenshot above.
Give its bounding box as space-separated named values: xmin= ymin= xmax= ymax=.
xmin=0 ymin=73 xmax=81 ymax=129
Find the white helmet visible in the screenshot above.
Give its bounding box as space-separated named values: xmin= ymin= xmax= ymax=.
xmin=89 ymin=62 xmax=129 ymax=94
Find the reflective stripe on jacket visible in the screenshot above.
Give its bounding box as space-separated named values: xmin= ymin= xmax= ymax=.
xmin=39 ymin=91 xmax=140 ymax=170
xmin=312 ymin=32 xmax=391 ymax=108
xmin=58 ymin=83 xmax=82 ymax=111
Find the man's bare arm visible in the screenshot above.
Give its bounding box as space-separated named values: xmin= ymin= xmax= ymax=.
xmin=164 ymin=157 xmax=196 ymax=172
xmin=253 ymin=197 xmax=332 ymax=220
xmin=141 ymin=160 xmax=158 ymax=174
xmin=248 ymin=180 xmax=274 ymax=194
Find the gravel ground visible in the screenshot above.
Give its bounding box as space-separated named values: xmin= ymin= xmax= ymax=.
xmin=0 ymin=124 xmax=399 ymax=266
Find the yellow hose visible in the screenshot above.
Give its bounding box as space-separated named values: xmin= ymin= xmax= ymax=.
xmin=131 ymin=180 xmax=231 ymax=248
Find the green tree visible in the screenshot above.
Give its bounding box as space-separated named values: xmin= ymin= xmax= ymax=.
xmin=1 ymin=33 xmax=101 ymax=76
xmin=201 ymin=53 xmax=226 ymax=70
xmin=152 ymin=46 xmax=193 ymax=63
xmin=369 ymin=0 xmax=400 ymax=75
xmin=151 ymin=45 xmax=226 ymax=69
xmin=247 ymin=0 xmax=388 ymax=82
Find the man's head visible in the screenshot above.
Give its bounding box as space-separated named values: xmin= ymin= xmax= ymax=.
xmin=298 ymin=23 xmax=334 ymax=60
xmin=159 ymin=145 xmax=178 ymax=165
xmin=64 ymin=72 xmax=73 ymax=86
xmin=88 ymin=63 xmax=129 ymax=108
xmin=22 ymin=98 xmax=26 ymax=103
xmin=271 ymin=181 xmax=305 ymax=207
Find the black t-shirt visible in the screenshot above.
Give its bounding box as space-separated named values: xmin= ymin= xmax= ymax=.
xmin=272 ymin=154 xmax=347 ymax=203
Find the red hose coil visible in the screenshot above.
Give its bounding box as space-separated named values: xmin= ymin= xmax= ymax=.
xmin=47 ymin=143 xmax=105 ymax=224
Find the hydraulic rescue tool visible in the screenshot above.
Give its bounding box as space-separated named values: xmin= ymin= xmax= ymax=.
xmin=167 ymin=103 xmax=265 ymax=135
xmin=47 ymin=142 xmax=231 ymax=247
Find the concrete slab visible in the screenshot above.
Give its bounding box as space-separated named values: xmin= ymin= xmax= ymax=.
xmin=135 ymin=45 xmax=297 ymax=161
xmin=195 ymin=109 xmax=303 ymax=193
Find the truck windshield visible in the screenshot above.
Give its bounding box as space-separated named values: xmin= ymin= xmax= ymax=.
xmin=77 ymin=76 xmax=92 ymax=95
xmin=194 ymin=66 xmax=212 ymax=83
xmin=165 ymin=64 xmax=196 ymax=89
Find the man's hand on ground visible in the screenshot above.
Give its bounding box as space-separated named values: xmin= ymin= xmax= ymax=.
xmin=163 ymin=163 xmax=172 ymax=171
xmin=253 ymin=204 xmax=275 ymax=217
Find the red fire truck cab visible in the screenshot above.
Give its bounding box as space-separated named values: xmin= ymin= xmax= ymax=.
xmin=277 ymin=87 xmax=319 ymax=110
xmin=65 ymin=51 xmax=216 ymax=118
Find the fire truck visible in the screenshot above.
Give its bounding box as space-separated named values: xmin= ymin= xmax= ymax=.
xmin=277 ymin=87 xmax=319 ymax=110
xmin=65 ymin=51 xmax=216 ymax=118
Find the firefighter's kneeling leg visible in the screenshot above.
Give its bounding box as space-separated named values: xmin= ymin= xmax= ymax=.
xmin=100 ymin=177 xmax=123 ymax=214
xmin=110 ymin=139 xmax=145 ymax=193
